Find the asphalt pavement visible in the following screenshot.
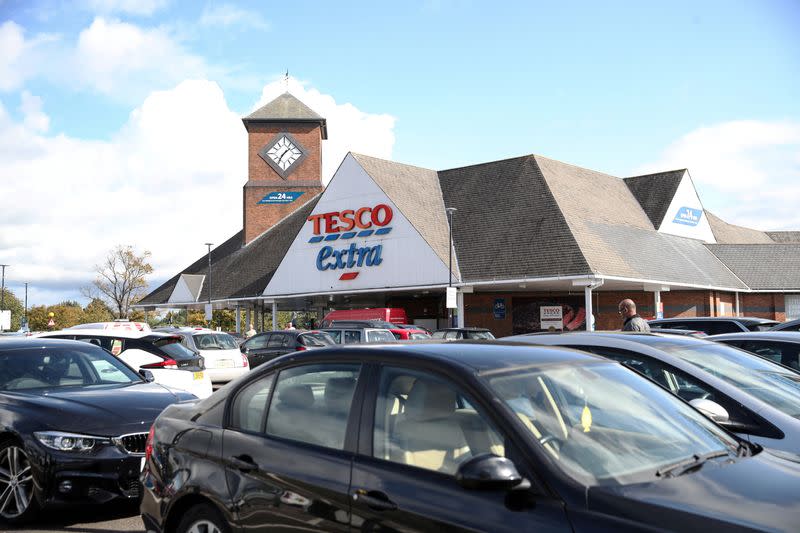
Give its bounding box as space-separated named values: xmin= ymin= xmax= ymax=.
xmin=3 ymin=502 xmax=143 ymax=533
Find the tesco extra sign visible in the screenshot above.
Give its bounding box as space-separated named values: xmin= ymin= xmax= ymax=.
xmin=307 ymin=204 xmax=393 ymax=280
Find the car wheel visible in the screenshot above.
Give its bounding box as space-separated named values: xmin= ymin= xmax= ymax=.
xmin=176 ymin=503 xmax=230 ymax=533
xmin=0 ymin=439 xmax=39 ymax=523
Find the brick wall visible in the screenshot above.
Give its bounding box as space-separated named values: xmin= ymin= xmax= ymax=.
xmin=243 ymin=186 xmax=323 ymax=244
xmin=740 ymin=293 xmax=785 ymax=321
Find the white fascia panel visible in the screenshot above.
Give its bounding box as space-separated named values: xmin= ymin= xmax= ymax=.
xmin=264 ymin=154 xmax=452 ymax=296
xmin=168 ymin=274 xmax=203 ymax=303
xmin=658 ymin=170 xmax=717 ymax=243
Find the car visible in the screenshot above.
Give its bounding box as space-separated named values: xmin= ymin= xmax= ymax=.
xmin=68 ymin=320 xmax=152 ymax=332
xmin=320 ymin=326 xmax=397 ymax=344
xmin=709 ymin=331 xmax=800 ymax=371
xmin=324 ymin=319 xmax=429 ymax=340
xmin=169 ymin=328 xmax=250 ymax=385
xmin=0 ymin=338 xmax=196 ymax=524
xmin=647 ymin=316 xmax=779 ymax=335
xmin=432 ymin=327 xmax=495 ymax=340
xmin=241 ymin=330 xmax=336 ymax=369
xmin=647 ymin=327 xmax=708 ymax=338
xmin=140 ymin=341 xmax=800 ymax=533
xmin=321 ymin=307 xmax=407 ymax=327
xmin=504 ymin=331 xmax=800 ymax=454
xmin=394 ymin=323 xmax=433 ymax=334
xmin=771 ymin=318 xmax=800 ymax=332
xmin=37 ymin=328 xmax=212 ymax=399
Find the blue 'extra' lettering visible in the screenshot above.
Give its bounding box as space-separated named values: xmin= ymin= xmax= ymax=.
xmin=316 ymin=244 xmax=383 ymax=271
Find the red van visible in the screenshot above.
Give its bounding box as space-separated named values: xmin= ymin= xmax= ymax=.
xmin=322 ymin=308 xmax=407 ymax=328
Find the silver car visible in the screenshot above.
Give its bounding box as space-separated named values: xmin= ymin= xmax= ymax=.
xmin=320 ymin=327 xmax=396 ymax=344
xmin=504 ymin=331 xmax=800 ymax=454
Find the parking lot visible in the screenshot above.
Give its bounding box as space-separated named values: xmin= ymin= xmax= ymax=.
xmin=6 ymin=502 xmax=142 ymax=532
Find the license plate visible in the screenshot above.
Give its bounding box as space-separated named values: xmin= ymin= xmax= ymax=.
xmin=193 ymin=371 xmax=204 ymax=380
xmin=217 ymin=360 xmax=234 ymax=368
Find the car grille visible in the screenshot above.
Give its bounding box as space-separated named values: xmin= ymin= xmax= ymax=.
xmin=114 ymin=432 xmax=148 ymax=455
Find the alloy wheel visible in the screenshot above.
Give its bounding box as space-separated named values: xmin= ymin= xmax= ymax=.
xmin=0 ymin=445 xmax=34 ymax=519
xmin=186 ymin=519 xmax=224 ymax=533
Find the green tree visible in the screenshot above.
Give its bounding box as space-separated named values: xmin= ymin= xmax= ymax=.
xmin=50 ymin=301 xmax=85 ymax=329
xmin=0 ymin=289 xmax=25 ymax=331
xmin=90 ymin=245 xmax=153 ymax=319
xmin=83 ymin=298 xmax=114 ymax=323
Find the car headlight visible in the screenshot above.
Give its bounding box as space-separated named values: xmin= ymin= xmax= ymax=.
xmin=33 ymin=431 xmax=110 ymax=452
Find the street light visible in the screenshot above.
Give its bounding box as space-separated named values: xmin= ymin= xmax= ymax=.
xmin=445 ymin=208 xmax=457 ymax=327
xmin=204 ymin=243 xmax=213 ymax=329
xmin=24 ymin=282 xmax=28 ymax=328
xmin=0 ymin=264 xmax=7 ymax=332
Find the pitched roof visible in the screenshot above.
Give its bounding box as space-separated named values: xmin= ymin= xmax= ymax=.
xmin=706 ymin=244 xmax=800 ymax=290
xmin=139 ymin=196 xmax=321 ymax=306
xmin=243 ymin=93 xmax=328 ymax=139
xmin=705 ymin=210 xmax=774 ymax=244
xmin=623 ymin=170 xmax=686 ymax=229
xmin=352 ymin=153 xmax=457 ymax=279
xmin=768 ymin=231 xmax=800 ymax=243
xmin=438 ymin=155 xmax=591 ymax=281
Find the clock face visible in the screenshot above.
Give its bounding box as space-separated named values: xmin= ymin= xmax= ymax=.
xmin=258 ymin=132 xmax=308 ymax=178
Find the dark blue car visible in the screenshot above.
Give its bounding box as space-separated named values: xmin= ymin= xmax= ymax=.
xmin=141 ymin=341 xmax=800 ymax=532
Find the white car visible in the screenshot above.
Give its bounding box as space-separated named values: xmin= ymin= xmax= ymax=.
xmin=36 ymin=328 xmax=213 ymax=399
xmin=172 ymin=328 xmax=250 ymax=384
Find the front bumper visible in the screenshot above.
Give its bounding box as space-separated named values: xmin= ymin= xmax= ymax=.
xmin=28 ymin=438 xmax=145 ymax=506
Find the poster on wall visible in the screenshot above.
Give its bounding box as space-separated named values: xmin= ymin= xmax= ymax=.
xmin=512 ymin=297 xmax=587 ymax=334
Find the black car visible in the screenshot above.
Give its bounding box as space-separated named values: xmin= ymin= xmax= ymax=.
xmin=240 ymin=330 xmax=335 ymax=369
xmin=141 ymin=342 xmax=800 ymax=533
xmin=771 ymin=318 xmax=800 ymax=332
xmin=710 ymin=331 xmax=800 ymax=371
xmin=0 ymin=338 xmax=195 ymax=524
xmin=431 ymin=327 xmax=495 ymax=340
xmin=648 ymin=316 xmax=779 ymax=335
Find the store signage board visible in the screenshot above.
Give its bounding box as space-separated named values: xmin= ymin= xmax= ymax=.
xmin=540 ymin=305 xmax=563 ymax=330
xmin=264 ymin=154 xmax=452 ymax=296
xmin=446 ymin=287 xmax=457 ymax=309
xmin=659 ymin=171 xmax=716 ymax=243
xmin=493 ymin=298 xmax=506 ymax=319
xmin=258 ymin=191 xmax=305 ymax=204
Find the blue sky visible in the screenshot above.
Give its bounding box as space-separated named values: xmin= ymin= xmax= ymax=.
xmin=1 ymin=0 xmax=799 ymax=306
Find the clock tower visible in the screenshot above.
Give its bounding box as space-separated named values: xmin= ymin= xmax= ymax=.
xmin=242 ymin=93 xmax=327 ymax=245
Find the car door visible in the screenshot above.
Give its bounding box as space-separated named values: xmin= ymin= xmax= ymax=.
xmin=739 ymin=340 xmax=800 ymax=371
xmin=242 ymin=333 xmax=271 ymax=368
xmin=223 ymin=362 xmax=363 ymax=531
xmin=349 ymin=364 xmax=571 ymax=532
xmin=265 ymin=333 xmax=290 ymax=360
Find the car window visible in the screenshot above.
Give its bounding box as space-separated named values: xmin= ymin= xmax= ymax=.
xmin=465 ymin=331 xmax=494 ymax=340
xmin=410 ymin=333 xmax=430 ymax=340
xmin=750 ymin=323 xmax=778 ymax=332
xmin=343 ymin=330 xmax=361 ymax=344
xmin=431 ymin=331 xmax=446 ymax=339
xmin=268 ymin=334 xmax=286 ymax=348
xmin=324 ymin=330 xmax=342 ymax=343
xmin=245 ymin=334 xmax=270 ymax=350
xmin=707 ymin=321 xmax=743 ymax=335
xmin=444 ymin=331 xmax=459 ymax=340
xmin=366 ymin=330 xmax=395 ymax=343
xmin=298 ymin=333 xmax=334 ymax=347
xmin=73 ymin=335 xmax=123 ymax=354
xmin=151 ymin=337 xmax=199 ymax=361
xmin=373 ymin=367 xmax=505 ymax=476
xmin=230 ymin=374 xmax=275 ymax=433
xmin=741 ymin=341 xmax=800 ymax=371
xmin=265 ymin=364 xmax=361 ymax=450
xmin=194 ymin=333 xmax=238 ymax=350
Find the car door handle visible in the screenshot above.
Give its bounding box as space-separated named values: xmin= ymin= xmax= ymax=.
xmin=352 ymin=489 xmax=397 ymax=511
xmin=230 ymin=455 xmax=258 ymax=473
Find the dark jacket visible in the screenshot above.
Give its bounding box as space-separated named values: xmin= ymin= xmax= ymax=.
xmin=623 ymin=314 xmax=651 ymax=332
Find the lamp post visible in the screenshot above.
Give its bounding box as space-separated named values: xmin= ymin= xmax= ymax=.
xmin=24 ymin=282 xmax=28 ymax=328
xmin=445 ymin=208 xmax=457 ymax=327
xmin=0 ymin=264 xmax=7 ymax=332
xmin=204 ymin=243 xmax=213 ymax=329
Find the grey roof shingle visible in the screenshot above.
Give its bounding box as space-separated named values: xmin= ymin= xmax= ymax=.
xmin=352 ymin=153 xmax=456 ymax=278
xmin=438 ymin=155 xmax=591 ymax=281
xmin=624 ymin=170 xmax=686 ymax=229
xmin=768 ymin=231 xmax=800 ymax=243
xmin=243 ymin=93 xmax=328 ymax=139
xmin=139 ymin=196 xmax=321 ymax=306
xmin=705 ymin=210 xmax=774 ymax=244
xmin=706 ymin=244 xmax=800 ymax=290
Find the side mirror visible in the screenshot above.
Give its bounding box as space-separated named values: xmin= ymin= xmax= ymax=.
xmin=455 ymin=454 xmax=525 ymax=491
xmin=690 ymin=398 xmax=729 ymax=423
xmin=139 ymin=369 xmax=155 ymax=382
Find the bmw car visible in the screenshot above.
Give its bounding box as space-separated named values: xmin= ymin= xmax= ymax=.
xmin=0 ymin=338 xmax=196 ymax=524
xmin=142 ymin=342 xmax=800 ymax=532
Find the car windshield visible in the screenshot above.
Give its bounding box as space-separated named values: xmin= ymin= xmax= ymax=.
xmin=465 ymin=330 xmax=494 ymax=340
xmin=152 ymin=337 xmax=199 ymax=360
xmin=366 ymin=330 xmax=396 ymax=343
xmin=299 ymin=332 xmax=335 ymax=347
xmin=650 ymin=339 xmax=800 ymax=418
xmin=484 ymin=361 xmax=739 ymax=486
xmin=193 ymin=333 xmax=239 ymax=350
xmin=0 ymin=345 xmax=141 ymax=390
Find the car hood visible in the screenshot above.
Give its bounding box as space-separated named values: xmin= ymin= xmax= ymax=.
xmin=587 ymin=450 xmax=800 ymax=531
xmin=5 ymin=382 xmax=191 ymax=435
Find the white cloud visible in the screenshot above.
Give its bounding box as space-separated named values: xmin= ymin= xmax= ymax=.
xmin=0 ymin=79 xmax=396 ymax=305
xmin=632 ymin=120 xmax=800 ymax=231
xmin=253 ymin=77 xmax=396 ymax=183
xmin=199 ymin=4 xmax=270 ymax=30
xmin=83 ymin=0 xmax=170 ymax=16
xmin=0 ymin=20 xmax=61 ymax=91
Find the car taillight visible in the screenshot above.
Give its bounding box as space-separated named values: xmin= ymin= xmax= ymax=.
xmin=295 ymin=345 xmax=307 ymax=351
xmin=144 ymin=425 xmax=155 ymax=463
xmin=141 ymin=358 xmax=178 ymax=369
xmin=241 ymin=354 xmax=249 ymax=367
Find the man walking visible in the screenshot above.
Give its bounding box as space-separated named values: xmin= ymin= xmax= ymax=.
xmin=619 ymin=299 xmax=651 ymax=332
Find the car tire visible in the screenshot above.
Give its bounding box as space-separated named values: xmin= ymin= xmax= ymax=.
xmin=176 ymin=503 xmax=230 ymax=533
xmin=0 ymin=438 xmax=40 ymax=524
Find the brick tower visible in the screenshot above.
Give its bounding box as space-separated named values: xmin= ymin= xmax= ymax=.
xmin=242 ymin=93 xmax=327 ymax=245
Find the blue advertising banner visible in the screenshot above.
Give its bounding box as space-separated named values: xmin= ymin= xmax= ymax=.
xmin=493 ymin=298 xmax=506 ymax=319
xmin=672 ymin=207 xmax=702 ymax=227
xmin=258 ymin=191 xmax=304 ymax=204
